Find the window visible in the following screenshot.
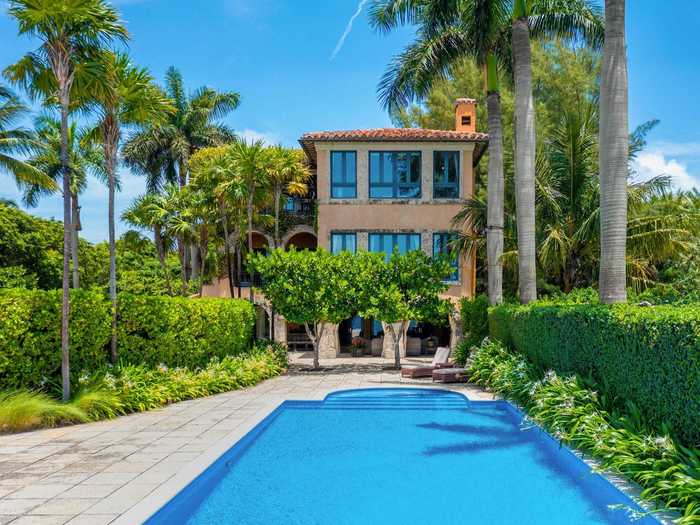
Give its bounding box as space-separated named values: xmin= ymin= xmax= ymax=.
xmin=331 ymin=151 xmax=356 ymax=199
xmin=369 ymin=232 xmax=421 ymax=261
xmin=461 ymin=116 xmax=471 ymax=126
xmin=433 ymin=232 xmax=459 ymax=282
xmin=369 ymin=151 xmax=421 ymax=199
xmin=331 ymin=232 xmax=356 ymax=254
xmin=433 ymin=151 xmax=460 ymax=199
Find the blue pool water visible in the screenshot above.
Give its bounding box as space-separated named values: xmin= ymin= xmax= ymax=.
xmin=147 ymin=388 xmax=659 ymax=525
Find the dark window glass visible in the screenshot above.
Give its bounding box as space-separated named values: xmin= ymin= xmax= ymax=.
xmin=330 ymin=151 xmax=357 ymax=199
xmin=433 ymin=232 xmax=459 ymax=281
xmin=433 ymin=151 xmax=460 ymax=199
xmin=368 ymin=232 xmax=421 ymax=261
xmin=369 ymin=151 xmax=421 ymax=199
xmin=331 ymin=232 xmax=356 ymax=254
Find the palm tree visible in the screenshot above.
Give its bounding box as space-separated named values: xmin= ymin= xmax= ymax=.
xmin=370 ymin=0 xmax=601 ymax=305
xmin=229 ymin=139 xmax=270 ymax=301
xmin=4 ymin=0 xmax=126 ymax=401
xmin=266 ymin=146 xmax=311 ymax=247
xmin=122 ymin=192 xmax=174 ymax=295
xmin=0 ymin=84 xmax=52 ymax=188
xmin=87 ymin=51 xmax=173 ymax=363
xmin=598 ymin=0 xmax=628 ymax=303
xmin=122 ymin=66 xmax=239 ymax=281
xmin=21 ymin=116 xmax=104 ymax=288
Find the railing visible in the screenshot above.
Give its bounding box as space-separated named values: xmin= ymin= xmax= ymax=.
xmin=283 ymin=197 xmax=314 ymax=216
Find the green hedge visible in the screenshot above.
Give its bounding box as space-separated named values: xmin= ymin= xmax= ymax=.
xmin=0 ymin=289 xmax=256 ymax=390
xmin=489 ymin=302 xmax=700 ymax=445
xmin=0 ymin=289 xmax=111 ymax=389
xmin=117 ymin=294 xmax=255 ymax=368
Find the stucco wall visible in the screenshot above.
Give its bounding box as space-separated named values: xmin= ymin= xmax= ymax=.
xmin=315 ymin=140 xmax=477 ymax=298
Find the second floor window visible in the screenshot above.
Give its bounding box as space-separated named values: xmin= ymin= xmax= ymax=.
xmin=369 ymin=151 xmax=421 ymax=199
xmin=433 ymin=232 xmax=459 ymax=282
xmin=433 ymin=151 xmax=460 ymax=199
xmin=369 ymin=232 xmax=421 ymax=261
xmin=331 ymin=151 xmax=357 ymax=199
xmin=331 ymin=232 xmax=357 ymax=254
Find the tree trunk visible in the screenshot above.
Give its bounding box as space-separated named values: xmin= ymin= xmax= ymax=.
xmin=599 ymin=0 xmax=629 ymax=304
xmin=512 ymin=18 xmax=538 ymax=304
xmin=190 ymin=244 xmax=200 ymax=281
xmin=59 ymin=89 xmax=71 ymax=402
xmin=304 ymin=322 xmax=323 ymax=369
xmin=177 ymin=158 xmax=191 ymax=282
xmin=274 ymin=187 xmax=281 ymax=248
xmin=247 ymin=194 xmax=254 ymax=302
xmin=178 ymin=235 xmax=187 ymax=295
xmin=236 ymin=245 xmax=242 ymax=298
xmin=104 ymin=121 xmax=119 ymax=365
xmin=220 ymin=207 xmax=235 ymax=298
xmin=486 ymin=90 xmax=504 ymax=306
xmin=154 ymin=226 xmax=172 ymax=295
xmin=70 ymin=192 xmax=80 ymax=288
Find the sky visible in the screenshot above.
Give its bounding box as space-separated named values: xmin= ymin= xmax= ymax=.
xmin=0 ymin=0 xmax=699 ymax=242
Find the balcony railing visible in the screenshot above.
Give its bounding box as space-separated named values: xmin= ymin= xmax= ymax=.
xmin=283 ymin=197 xmax=314 ymax=216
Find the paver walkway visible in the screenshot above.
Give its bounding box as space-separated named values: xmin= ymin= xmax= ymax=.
xmin=0 ymin=358 xmax=494 ymax=525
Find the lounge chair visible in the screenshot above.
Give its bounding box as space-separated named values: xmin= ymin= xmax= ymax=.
xmin=401 ymin=347 xmax=451 ymax=378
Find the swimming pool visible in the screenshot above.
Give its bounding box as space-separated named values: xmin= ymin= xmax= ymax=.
xmin=146 ymin=388 xmax=659 ymax=524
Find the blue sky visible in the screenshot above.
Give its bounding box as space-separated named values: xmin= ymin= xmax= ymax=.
xmin=1 ymin=0 xmax=698 ymax=242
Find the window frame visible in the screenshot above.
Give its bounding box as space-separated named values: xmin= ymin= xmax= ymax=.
xmin=433 ymin=151 xmax=460 ymax=200
xmin=368 ymin=232 xmax=422 ymax=260
xmin=433 ymin=231 xmax=460 ymax=282
xmin=330 ymin=150 xmax=357 ymax=199
xmin=369 ymin=151 xmax=422 ymax=199
xmin=330 ymin=232 xmax=357 ymax=254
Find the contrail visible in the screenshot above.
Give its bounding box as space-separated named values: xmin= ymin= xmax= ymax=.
xmin=331 ymin=0 xmax=369 ymax=60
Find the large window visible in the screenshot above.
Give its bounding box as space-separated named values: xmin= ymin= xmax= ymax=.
xmin=330 ymin=232 xmax=357 ymax=254
xmin=369 ymin=232 xmax=421 ymax=261
xmin=433 ymin=151 xmax=460 ymax=199
xmin=433 ymin=232 xmax=459 ymax=282
xmin=331 ymin=151 xmax=357 ymax=199
xmin=369 ymin=151 xmax=421 ymax=199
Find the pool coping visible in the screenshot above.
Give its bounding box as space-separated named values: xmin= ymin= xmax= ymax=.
xmin=114 ymin=386 xmax=676 ymax=525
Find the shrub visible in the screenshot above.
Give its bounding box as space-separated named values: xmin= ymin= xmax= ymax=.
xmin=460 ymin=294 xmax=489 ymax=348
xmin=0 ymin=288 xmax=111 ymax=390
xmin=467 ymin=339 xmax=700 ymax=523
xmin=489 ymin=301 xmax=700 ymax=446
xmin=117 ymin=294 xmax=255 ymax=369
xmin=0 ymin=391 xmax=88 ymax=432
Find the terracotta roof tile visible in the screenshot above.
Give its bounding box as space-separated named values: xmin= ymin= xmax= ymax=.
xmin=300 ymin=127 xmax=488 ymax=142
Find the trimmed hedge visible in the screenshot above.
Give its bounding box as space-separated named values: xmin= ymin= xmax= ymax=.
xmin=0 ymin=289 xmax=111 ymax=389
xmin=460 ymin=294 xmax=489 ymax=348
xmin=117 ymin=293 xmax=255 ymax=368
xmin=0 ymin=289 xmax=256 ymax=390
xmin=489 ymin=302 xmax=700 ymax=446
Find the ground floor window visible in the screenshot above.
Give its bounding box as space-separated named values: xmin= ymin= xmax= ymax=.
xmin=433 ymin=232 xmax=459 ymax=282
xmin=369 ymin=232 xmax=421 ymax=261
xmin=330 ymin=232 xmax=357 ymax=254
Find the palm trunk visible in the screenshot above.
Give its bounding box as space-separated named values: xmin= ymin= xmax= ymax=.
xmin=274 ymin=187 xmax=281 ymax=248
xmin=190 ymin=244 xmax=200 ymax=281
xmin=70 ymin=192 xmax=80 ymax=288
xmin=236 ymin=245 xmax=242 ymax=298
xmin=178 ymin=234 xmax=187 ymax=295
xmin=177 ymin=158 xmax=191 ymax=282
xmin=247 ymin=194 xmax=254 ymax=302
xmin=154 ymin=225 xmax=172 ymax=295
xmin=104 ymin=121 xmax=119 ymax=365
xmin=59 ymin=88 xmax=71 ymax=402
xmin=220 ymin=206 xmax=235 ymax=298
xmin=486 ymin=85 xmax=504 ymax=306
xmin=512 ymin=17 xmax=538 ymax=304
xmin=599 ymin=0 xmax=629 ymax=304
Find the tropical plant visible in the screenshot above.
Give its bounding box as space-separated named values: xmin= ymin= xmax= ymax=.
xmin=598 ymin=0 xmax=629 ymax=303
xmin=86 ymin=50 xmax=173 ymax=362
xmin=0 ymin=84 xmax=52 ymax=188
xmin=21 ymin=115 xmax=104 ymax=288
xmin=265 ymin=146 xmax=311 ymax=247
xmin=250 ymin=248 xmax=358 ymax=369
xmin=4 ymin=0 xmax=127 ymax=400
xmin=357 ymin=249 xmax=451 ymax=368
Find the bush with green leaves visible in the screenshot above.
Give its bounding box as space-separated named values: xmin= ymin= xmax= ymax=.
xmin=460 ymin=294 xmax=489 ymax=347
xmin=489 ymin=301 xmax=700 ymax=446
xmin=468 ymin=339 xmax=700 ymax=523
xmin=117 ymin=293 xmax=255 ymax=369
xmin=0 ymin=342 xmax=286 ymax=433
xmin=0 ymin=288 xmax=111 ymax=390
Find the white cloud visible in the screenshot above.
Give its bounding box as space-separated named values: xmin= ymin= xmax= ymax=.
xmin=331 ymin=0 xmax=369 ymax=60
xmin=236 ymin=128 xmax=282 ymax=146
xmin=632 ymin=151 xmax=699 ymax=192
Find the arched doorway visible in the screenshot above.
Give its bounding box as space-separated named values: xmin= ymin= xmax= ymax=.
xmin=283 ymin=226 xmax=317 ymax=251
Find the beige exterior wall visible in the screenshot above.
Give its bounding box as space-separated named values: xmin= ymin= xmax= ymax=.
xmin=315 ymin=140 xmax=477 ymax=298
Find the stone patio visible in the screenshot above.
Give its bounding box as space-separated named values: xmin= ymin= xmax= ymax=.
xmin=0 ymin=358 xmax=494 ymax=525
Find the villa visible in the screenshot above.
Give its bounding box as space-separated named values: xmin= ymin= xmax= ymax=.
xmin=204 ymin=99 xmax=489 ymax=359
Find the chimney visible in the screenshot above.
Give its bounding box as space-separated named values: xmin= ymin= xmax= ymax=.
xmin=455 ymin=98 xmax=477 ymax=133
